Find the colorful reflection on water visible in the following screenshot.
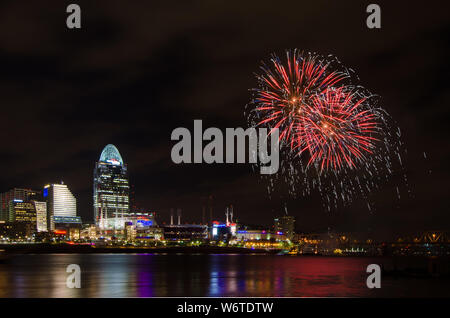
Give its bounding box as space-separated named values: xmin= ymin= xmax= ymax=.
xmin=0 ymin=254 xmax=448 ymax=297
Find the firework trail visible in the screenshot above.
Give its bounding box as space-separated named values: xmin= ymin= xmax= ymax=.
xmin=252 ymin=49 xmax=350 ymax=152
xmin=246 ymin=49 xmax=406 ymax=210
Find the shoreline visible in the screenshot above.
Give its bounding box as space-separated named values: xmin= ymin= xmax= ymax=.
xmin=0 ymin=244 xmax=283 ymax=255
xmin=2 ymin=244 xmax=449 ymax=259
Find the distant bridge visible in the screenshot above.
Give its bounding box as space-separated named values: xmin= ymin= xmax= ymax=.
xmin=418 ymin=231 xmax=449 ymax=243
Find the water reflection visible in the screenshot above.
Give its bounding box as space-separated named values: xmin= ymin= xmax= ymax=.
xmin=0 ymin=254 xmax=448 ymax=297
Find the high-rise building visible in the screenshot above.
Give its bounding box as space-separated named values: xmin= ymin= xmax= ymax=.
xmin=12 ymin=200 xmax=36 ymax=223
xmin=0 ymin=188 xmax=40 ymax=222
xmin=44 ymin=183 xmax=77 ymax=231
xmin=274 ymin=215 xmax=295 ymax=240
xmin=33 ymin=201 xmax=48 ymax=232
xmin=93 ymin=144 xmax=129 ymax=230
xmin=12 ymin=200 xmax=37 ymax=237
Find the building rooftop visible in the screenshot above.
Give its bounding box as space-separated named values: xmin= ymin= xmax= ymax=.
xmin=99 ymin=144 xmax=124 ymax=165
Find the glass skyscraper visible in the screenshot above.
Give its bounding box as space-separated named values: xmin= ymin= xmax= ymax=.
xmin=93 ymin=144 xmax=129 ymax=230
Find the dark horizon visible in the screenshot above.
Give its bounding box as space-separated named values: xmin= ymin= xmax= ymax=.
xmin=0 ymin=1 xmax=449 ymax=239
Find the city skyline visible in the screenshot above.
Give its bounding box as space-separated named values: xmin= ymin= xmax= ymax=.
xmin=0 ymin=2 xmax=448 ymax=237
xmin=0 ymin=1 xmax=449 ymax=303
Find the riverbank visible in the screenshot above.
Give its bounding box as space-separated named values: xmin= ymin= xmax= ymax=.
xmin=0 ymin=243 xmax=282 ymax=254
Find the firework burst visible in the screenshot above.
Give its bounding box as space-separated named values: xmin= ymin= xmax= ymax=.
xmin=246 ymin=49 xmax=406 ymax=210
xmin=293 ymin=87 xmax=379 ymax=171
xmin=252 ymin=49 xmax=350 ymax=152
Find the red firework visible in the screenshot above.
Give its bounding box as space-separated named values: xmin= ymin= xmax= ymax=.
xmin=292 ymin=87 xmax=379 ymax=171
xmin=253 ymin=50 xmax=379 ymax=171
xmin=254 ymin=50 xmax=348 ymax=147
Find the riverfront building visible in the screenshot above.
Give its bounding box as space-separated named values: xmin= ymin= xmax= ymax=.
xmin=274 ymin=215 xmax=295 ymax=240
xmin=0 ymin=188 xmax=40 ymax=222
xmin=33 ymin=201 xmax=47 ymax=232
xmin=44 ymin=183 xmax=77 ymax=231
xmin=93 ymin=144 xmax=129 ymax=230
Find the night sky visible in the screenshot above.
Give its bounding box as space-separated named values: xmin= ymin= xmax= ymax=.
xmin=0 ymin=1 xmax=449 ymax=239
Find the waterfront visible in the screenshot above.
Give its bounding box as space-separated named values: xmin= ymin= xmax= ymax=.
xmin=0 ymin=254 xmax=449 ymax=297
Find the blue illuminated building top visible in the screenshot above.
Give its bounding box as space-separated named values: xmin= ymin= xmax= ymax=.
xmin=99 ymin=144 xmax=124 ymax=165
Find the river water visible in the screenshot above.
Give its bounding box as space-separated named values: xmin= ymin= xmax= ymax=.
xmin=0 ymin=254 xmax=448 ymax=297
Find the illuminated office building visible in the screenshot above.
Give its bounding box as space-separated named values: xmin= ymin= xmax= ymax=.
xmin=33 ymin=201 xmax=47 ymax=232
xmin=12 ymin=200 xmax=36 ymax=223
xmin=0 ymin=188 xmax=40 ymax=222
xmin=12 ymin=200 xmax=37 ymax=237
xmin=93 ymin=144 xmax=129 ymax=230
xmin=274 ymin=215 xmax=295 ymax=240
xmin=53 ymin=216 xmax=82 ymax=239
xmin=44 ymin=183 xmax=77 ymax=231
